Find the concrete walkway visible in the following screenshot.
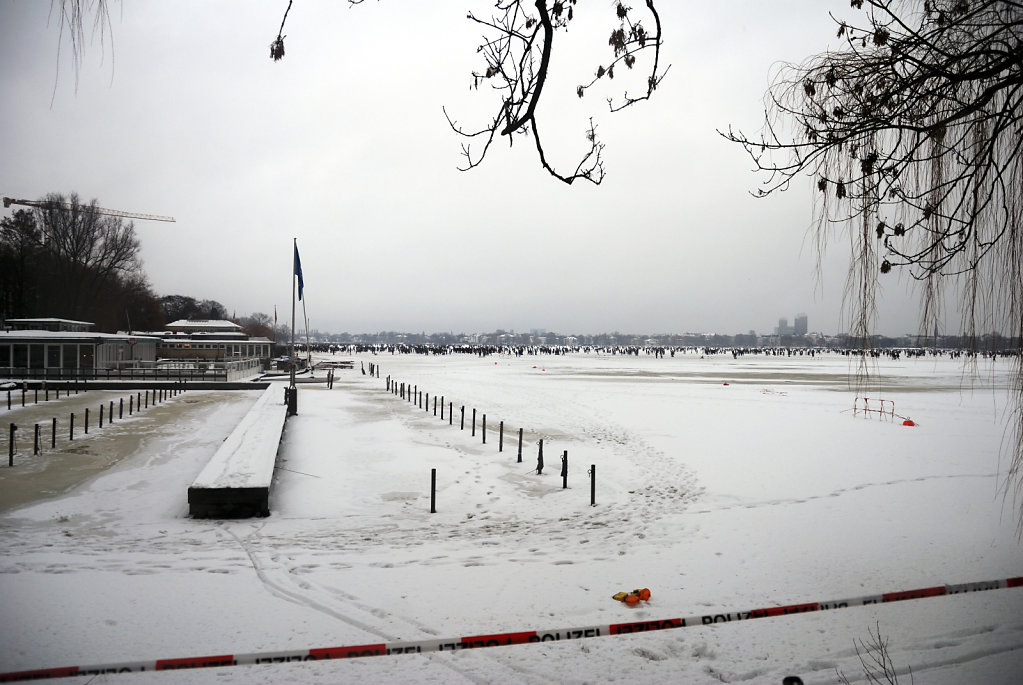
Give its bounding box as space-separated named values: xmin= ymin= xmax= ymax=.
xmin=0 ymin=389 xmax=256 ymax=513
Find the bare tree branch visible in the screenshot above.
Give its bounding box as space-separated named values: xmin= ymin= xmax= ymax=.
xmin=448 ymin=0 xmax=668 ymax=185
xmin=723 ymin=0 xmax=1023 ymax=531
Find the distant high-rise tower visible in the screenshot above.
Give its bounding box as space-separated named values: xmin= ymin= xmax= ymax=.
xmin=794 ymin=313 xmax=808 ymax=336
xmin=776 ymin=318 xmax=791 ymax=335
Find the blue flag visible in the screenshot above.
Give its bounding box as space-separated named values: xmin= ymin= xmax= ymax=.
xmin=293 ymin=243 xmax=304 ymax=301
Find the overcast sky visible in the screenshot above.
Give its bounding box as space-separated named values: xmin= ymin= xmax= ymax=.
xmin=0 ymin=1 xmax=937 ymax=337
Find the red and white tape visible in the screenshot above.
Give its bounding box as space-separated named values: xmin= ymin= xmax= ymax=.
xmin=2 ymin=576 xmax=1020 ymax=682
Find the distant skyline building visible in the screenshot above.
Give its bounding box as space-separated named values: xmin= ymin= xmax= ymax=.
xmin=775 ymin=313 xmax=808 ymax=337
xmin=794 ymin=313 xmax=808 ymax=336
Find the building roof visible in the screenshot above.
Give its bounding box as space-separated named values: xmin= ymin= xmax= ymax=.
xmin=165 ymin=319 xmax=242 ymax=332
xmin=5 ymin=318 xmax=94 ymax=332
xmin=0 ymin=330 xmax=162 ymax=344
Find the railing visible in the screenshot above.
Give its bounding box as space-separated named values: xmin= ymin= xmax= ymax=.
xmin=0 ymin=358 xmax=265 ymax=382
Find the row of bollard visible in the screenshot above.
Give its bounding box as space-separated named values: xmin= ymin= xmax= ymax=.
xmin=427 ymin=463 xmax=597 ymax=514
xmin=5 ymin=380 xmax=188 ymax=411
xmin=5 ymin=380 xmax=91 ymax=411
xmin=6 ymin=386 xmax=183 ymax=467
xmin=386 ymin=375 xmax=528 ymax=462
xmin=382 ymin=374 xmax=597 ymax=512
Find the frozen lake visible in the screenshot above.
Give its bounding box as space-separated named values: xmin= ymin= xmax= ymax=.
xmin=1 ymin=349 xmax=1021 ymax=683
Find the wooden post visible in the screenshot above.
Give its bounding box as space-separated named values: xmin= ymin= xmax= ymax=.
xmin=460 ymin=406 xmax=465 ymax=430
xmin=430 ymin=468 xmax=437 ymax=514
xmin=482 ymin=414 xmax=486 ymax=444
xmin=51 ymin=417 xmax=56 ymax=448
xmin=449 ymin=402 xmax=453 ymax=425
xmin=119 ymin=397 xmax=123 ymax=419
xmin=99 ymin=404 xmax=104 ymax=428
xmin=499 ymin=421 xmax=504 ymax=452
xmin=85 ymin=407 xmax=90 ymax=434
xmin=561 ymin=450 xmax=568 ymax=489
xmin=536 ymin=438 xmax=544 ymax=474
xmin=517 ymin=428 xmax=523 ymax=463
xmin=129 ymin=395 xmax=134 ymax=415
xmin=109 ymin=401 xmax=114 ymax=423
xmin=8 ymin=423 xmax=16 ymax=466
xmin=34 ymin=423 xmax=39 ymax=455
xmin=440 ymin=396 xmax=445 ymax=420
xmin=69 ymin=413 xmax=75 ymax=441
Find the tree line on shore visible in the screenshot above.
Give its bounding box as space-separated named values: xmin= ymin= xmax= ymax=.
xmin=0 ymin=195 xmax=284 ymax=341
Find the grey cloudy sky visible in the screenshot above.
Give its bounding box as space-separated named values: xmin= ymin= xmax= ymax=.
xmin=1 ymin=1 xmax=933 ymax=337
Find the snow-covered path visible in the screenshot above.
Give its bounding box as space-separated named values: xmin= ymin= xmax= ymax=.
xmin=1 ymin=352 xmax=1021 ymax=683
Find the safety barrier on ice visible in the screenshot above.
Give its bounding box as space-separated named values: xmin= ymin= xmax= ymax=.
xmin=1 ymin=576 xmax=1020 ymax=682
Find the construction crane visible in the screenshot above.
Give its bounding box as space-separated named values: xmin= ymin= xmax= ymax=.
xmin=3 ymin=196 xmax=175 ymax=222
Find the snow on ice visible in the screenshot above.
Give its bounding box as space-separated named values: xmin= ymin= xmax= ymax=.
xmin=0 ymin=350 xmax=1021 ymax=683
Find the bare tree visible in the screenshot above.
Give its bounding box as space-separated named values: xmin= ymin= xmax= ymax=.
xmin=240 ymin=312 xmax=275 ymax=339
xmin=722 ymin=0 xmax=1023 ymax=528
xmin=443 ymin=1 xmax=667 ymax=184
xmin=33 ymin=192 xmax=144 ymax=319
xmin=0 ymin=210 xmax=44 ymax=320
xmin=269 ymin=1 xmax=667 ymax=184
xmin=54 ymin=1 xmax=667 ymax=183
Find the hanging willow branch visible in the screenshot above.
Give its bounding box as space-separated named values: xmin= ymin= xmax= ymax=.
xmin=722 ymin=0 xmax=1023 ymax=531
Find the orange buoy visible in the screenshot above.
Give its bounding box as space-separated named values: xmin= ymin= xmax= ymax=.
xmin=723 ymin=382 xmax=729 ymax=386
xmin=638 ymin=588 xmax=651 ymax=601
xmin=624 ymin=594 xmax=640 ymax=606
xmin=903 ymin=419 xmax=915 ymax=426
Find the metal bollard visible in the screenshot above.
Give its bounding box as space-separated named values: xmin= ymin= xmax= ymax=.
xmin=430 ymin=468 xmax=437 ymax=514
xmin=589 ymin=464 xmax=596 ymax=506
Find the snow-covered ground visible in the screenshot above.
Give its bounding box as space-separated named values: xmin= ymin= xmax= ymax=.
xmin=1 ymin=350 xmax=1021 ymax=684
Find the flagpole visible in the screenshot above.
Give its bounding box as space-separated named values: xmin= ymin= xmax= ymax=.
xmin=290 ymin=238 xmax=297 ymax=390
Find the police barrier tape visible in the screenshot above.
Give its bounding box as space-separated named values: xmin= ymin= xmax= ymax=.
xmin=2 ymin=576 xmax=1020 ymax=682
